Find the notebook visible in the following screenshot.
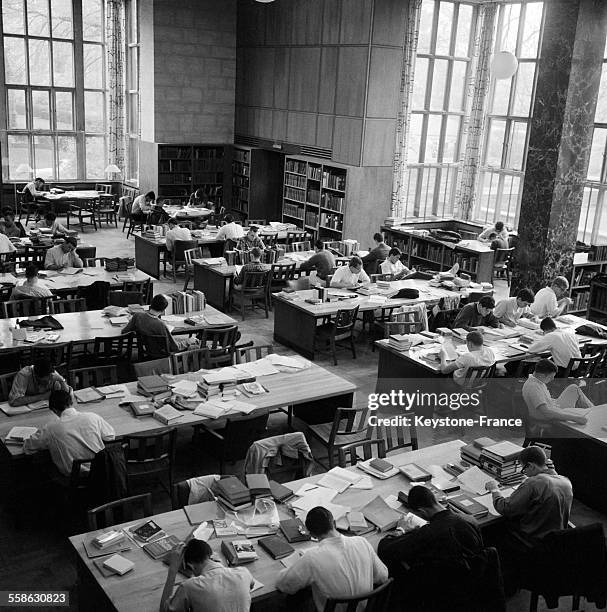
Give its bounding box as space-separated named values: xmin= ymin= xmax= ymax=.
xmin=184 ymin=501 xmax=225 ymax=526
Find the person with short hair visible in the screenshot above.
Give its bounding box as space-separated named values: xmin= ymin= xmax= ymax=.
xmin=23 ymin=389 xmax=114 ymax=477
xmin=131 ymin=190 xmax=156 ymax=222
xmin=188 ymin=188 xmax=212 ymax=209
xmin=494 ymin=289 xmax=536 ymax=327
xmin=522 ymin=358 xmax=592 ymax=437
xmin=237 ymin=226 xmax=265 ymax=251
xmin=9 ymin=358 xmax=70 ymax=406
xmin=22 ymin=177 xmax=45 ymax=202
xmin=330 ymin=256 xmax=370 ymax=288
xmin=380 ymin=247 xmax=414 ymax=279
xmin=530 ymin=276 xmax=572 ymax=318
xmin=233 ymin=246 xmax=270 ymax=287
xmin=44 ymin=236 xmax=83 ymax=270
xmin=165 ymin=218 xmax=192 ymax=252
xmin=487 ymin=231 xmax=509 ymax=250
xmin=0 ymin=226 xmax=16 ymax=255
xmin=299 ymin=240 xmax=336 ymax=283
xmin=36 ymin=211 xmax=69 ymax=236
xmin=479 ymin=221 xmax=508 ymax=243
xmin=0 ymin=210 xmax=26 ymax=238
xmin=160 ymin=539 xmax=254 ymax=612
xmin=276 ymin=506 xmax=389 ymax=611
xmin=11 ymin=264 xmax=53 ymax=299
xmin=440 ymin=330 xmax=496 ymax=387
xmin=527 ymin=317 xmax=581 ymax=371
xmin=215 ymin=214 xmax=245 ymax=241
xmin=452 ymin=296 xmax=500 ymax=330
xmin=361 ymin=232 xmax=390 ymax=274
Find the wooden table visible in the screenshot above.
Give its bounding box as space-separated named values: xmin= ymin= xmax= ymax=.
xmin=163 ymin=206 xmax=212 ymax=221
xmin=273 ymin=280 xmax=459 ymax=360
xmin=67 ymin=440 xmax=503 ymax=611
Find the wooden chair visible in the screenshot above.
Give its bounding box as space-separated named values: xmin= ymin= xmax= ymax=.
xmin=122 ymin=279 xmax=153 ymax=304
xmin=123 ymin=428 xmax=177 ymax=495
xmin=137 ymin=332 xmax=172 ymax=361
xmin=95 ymin=194 xmax=118 ymax=227
xmin=229 ymin=268 xmax=272 ymax=320
xmin=286 ymin=240 xmax=311 ymax=252
xmin=0 ymin=372 xmax=16 ymax=401
xmin=314 ymin=306 xmax=360 ymax=366
xmin=68 ymin=364 xmax=119 ymax=390
xmin=337 ymin=438 xmax=387 ymax=468
xmin=109 ymin=290 xmax=145 ymax=307
xmin=461 ymin=364 xmax=496 ymax=415
xmin=286 ymin=231 xmax=307 ymax=244
xmin=372 ymin=420 xmax=419 ymax=454
xmin=183 ymin=247 xmax=203 ymax=291
xmin=66 ymin=199 xmax=97 ymax=232
xmin=369 ymin=304 xmax=401 ymax=350
xmin=15 ymin=246 xmax=46 ymax=268
xmin=16 ymin=190 xmax=42 ymax=226
xmin=563 ymin=352 xmax=602 ymax=378
xmin=307 ymin=406 xmax=371 ymax=469
xmin=376 ymin=308 xmax=424 ymax=341
xmin=323 ymin=580 xmax=394 ymax=612
xmin=49 ymin=297 xmax=86 ymax=314
xmin=87 ymin=493 xmax=153 ymax=530
xmin=120 ymin=196 xmax=133 ymax=232
xmin=1 ymin=298 xmax=46 ymax=318
xmin=270 ymin=262 xmax=296 ymax=294
xmin=92 ymin=332 xmax=136 ymax=366
xmin=76 ymin=246 xmax=97 ymax=262
xmin=171 ymin=347 xmax=210 ymax=374
xmin=491 ymin=247 xmax=515 ymax=285
xmin=164 ymin=239 xmax=198 ymax=283
xmin=234 ymin=343 xmax=274 ymax=364
xmin=258 ymin=231 xmax=278 ymax=247
xmin=126 ymin=202 xmax=146 ymax=239
xmin=198 ymin=325 xmax=239 ymax=368
xmin=0 ymin=252 xmax=17 ymax=274
xmin=133 ymin=358 xmax=172 ymax=377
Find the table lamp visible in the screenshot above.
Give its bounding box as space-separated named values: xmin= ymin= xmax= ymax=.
xmin=104 ymin=164 xmax=122 ymax=179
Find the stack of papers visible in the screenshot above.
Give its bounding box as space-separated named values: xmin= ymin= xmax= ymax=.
xmin=457 ymin=466 xmax=495 ymax=495
xmin=170 ymin=379 xmax=200 ymax=398
xmin=5 ymin=426 xmax=38 ymax=445
xmin=233 ymin=359 xmax=280 ymax=377
xmin=317 ymin=467 xmax=362 ymax=493
xmin=267 ymin=354 xmax=311 ymax=371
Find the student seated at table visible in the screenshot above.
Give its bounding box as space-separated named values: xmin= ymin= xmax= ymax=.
xmin=8 ymin=358 xmax=71 ymax=407
xmin=0 ymin=229 xmax=16 ymax=255
xmin=23 ymin=389 xmax=114 ymax=478
xmin=276 ymin=506 xmax=389 ymax=612
xmin=452 ymin=296 xmax=500 ymax=331
xmin=380 ymin=247 xmax=414 ymax=279
xmin=522 ymin=358 xmax=591 ymax=438
xmin=530 ymin=276 xmax=572 ymax=318
xmin=237 ymin=226 xmax=265 ymax=251
xmin=11 ymin=264 xmax=53 ymax=299
xmin=486 ymin=231 xmax=509 ymax=250
xmin=330 ymin=256 xmax=370 ymax=288
xmin=233 ymin=247 xmax=270 ymax=288
xmin=36 ymin=211 xmax=69 ymax=236
xmin=361 ymin=232 xmax=390 ymax=274
xmin=494 ymin=288 xmax=536 ymax=327
xmin=299 ymin=240 xmax=336 ymax=284
xmin=526 ymin=317 xmax=581 ymax=374
xmin=131 ymin=190 xmax=156 ymax=222
xmin=44 ymin=236 xmax=83 ymax=270
xmin=215 ymin=214 xmax=244 ymax=241
xmin=188 ymin=188 xmax=212 ymax=209
xmin=22 ymin=177 xmax=46 ymax=202
xmin=165 ymin=218 xmax=192 ymax=252
xmin=0 ymin=210 xmax=26 ymax=238
xmin=439 ymin=330 xmax=496 ymax=388
xmin=478 ymin=221 xmax=508 ymax=243
xmin=160 ymin=539 xmax=254 ymax=612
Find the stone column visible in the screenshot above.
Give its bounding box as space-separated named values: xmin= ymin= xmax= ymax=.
xmin=511 ymin=0 xmax=607 ymax=294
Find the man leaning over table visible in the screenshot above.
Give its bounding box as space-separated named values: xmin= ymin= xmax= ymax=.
xmin=330 ymin=256 xmax=370 ymax=288
xmin=11 ymin=264 xmax=53 ymax=299
xmin=9 ymin=358 xmax=71 ymax=406
xmin=494 ymin=288 xmax=536 ymax=327
xmin=530 ymin=276 xmax=573 ymax=319
xmin=299 ymin=240 xmax=336 ymax=285
xmin=44 ymin=236 xmax=83 ymax=270
xmin=452 ymin=296 xmax=501 ymax=331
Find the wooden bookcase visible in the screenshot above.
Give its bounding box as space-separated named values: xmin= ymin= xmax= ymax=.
xmin=588 ymin=272 xmax=607 ymax=322
xmin=157 ymin=144 xmax=231 ymax=207
xmin=231 ymin=146 xmax=283 ymax=221
xmin=567 ymin=258 xmax=607 ymax=315
xmin=282 ymin=155 xmax=347 ymax=242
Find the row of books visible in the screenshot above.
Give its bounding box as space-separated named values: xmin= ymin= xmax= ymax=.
xmin=285 ymin=160 xmax=307 ymax=175
xmin=158 ymin=172 xmax=191 ymax=184
xmin=308 ymin=165 xmax=322 ymax=181
xmin=283 ymin=202 xmax=304 ymax=219
xmin=233 ymin=149 xmax=249 ymax=163
xmin=284 ymin=186 xmax=306 ymax=203
xmin=162 ymin=290 xmax=206 ymax=315
xmin=232 ymin=161 xmax=250 ymax=177
xmin=233 ymin=174 xmax=250 ymax=188
xmin=571 ymin=291 xmax=589 ymax=312
xmin=305 ymin=210 xmax=319 ymax=227
xmin=322 ymin=193 xmax=344 ymax=212
xmin=284 ymin=174 xmax=306 ymax=189
xmin=320 ymin=213 xmax=343 ymax=231
xmin=322 ymin=171 xmax=346 ymax=191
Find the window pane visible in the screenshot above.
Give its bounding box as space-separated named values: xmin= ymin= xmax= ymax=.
xmin=455 ymin=5 xmax=472 ymax=57
xmin=128 ymin=137 xmax=138 ymax=181
xmin=512 ymin=62 xmax=535 ymax=116
xmin=485 ymin=120 xmax=506 ymax=166
xmin=430 ymin=59 xmax=448 ymax=111
xmin=85 ymin=91 xmax=105 ymax=131
xmin=7 ymin=89 xmax=26 ymax=129
xmin=57 ymin=135 xmax=76 ymax=179
xmin=86 ymin=136 xmax=105 ymax=177
xmin=520 ymin=3 xmax=543 ymax=59
xmin=128 ymin=0 xmax=138 ymax=41
xmin=53 ymin=41 xmax=73 ymax=86
xmin=32 ymin=89 xmax=50 ymax=129
xmin=128 ymin=93 xmax=138 ymax=134
xmin=83 ymin=44 xmax=103 ymax=88
xmin=435 ymin=2 xmax=453 ymax=56
xmin=33 ymin=134 xmax=54 ymax=179
xmin=55 ymin=91 xmax=73 ymax=129
xmin=443 ymin=115 xmax=461 ymax=163
xmin=508 ymin=122 xmax=527 ymax=171
xmin=417 ymin=0 xmax=434 ymax=55
xmin=449 ymin=61 xmax=467 ymax=111
xmin=411 ymin=57 xmax=428 ymax=110
xmin=29 ymin=39 xmax=50 ymax=85
xmin=595 ymin=64 xmax=607 ymax=123
xmin=8 ymin=134 xmax=31 ymax=179
xmin=498 ymin=3 xmax=520 ymax=55
xmin=425 ymin=114 xmax=442 ymax=163
xmin=51 ymin=0 xmax=73 ymax=38
xmin=587 ymin=128 xmax=607 ymax=181
xmin=407 ymin=113 xmax=424 ymax=163
xmin=127 ymin=46 xmax=138 ymax=87
xmin=27 ymin=0 xmax=49 ymax=37
xmin=83 ymin=0 xmax=103 ymax=41
xmin=3 ymin=0 xmax=25 ymax=34
xmin=491 ymin=78 xmax=511 ymax=116
xmin=4 ymin=37 xmax=27 ymax=84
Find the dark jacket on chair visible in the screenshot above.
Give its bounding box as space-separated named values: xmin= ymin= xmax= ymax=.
xmin=88 ymin=442 xmax=128 ymax=507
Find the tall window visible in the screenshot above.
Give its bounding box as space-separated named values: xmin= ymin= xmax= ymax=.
xmin=476 ymin=1 xmax=544 ymax=228
xmin=126 ymin=0 xmax=139 ymax=184
xmin=1 ymin=0 xmax=107 ymax=181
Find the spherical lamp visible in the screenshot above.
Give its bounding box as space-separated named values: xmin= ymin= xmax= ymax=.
xmin=491 ymin=51 xmax=518 ymax=80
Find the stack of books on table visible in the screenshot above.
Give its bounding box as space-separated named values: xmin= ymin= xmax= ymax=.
xmin=388 ymin=334 xmax=412 ymax=351
xmin=198 ymin=370 xmax=255 ymax=400
xmin=137 ymin=375 xmax=171 ymax=397
xmin=221 ymin=540 xmax=258 ymax=566
xmin=376 ymin=280 xmax=391 ymax=290
xmin=214 ymin=476 xmax=253 ymax=511
xmin=479 ymin=441 xmax=525 ymax=486
xmin=143 ymin=227 xmax=163 ymax=240
xmin=163 ymin=290 xmax=206 ymax=315
xmin=460 ymin=437 xmax=497 ymax=467
xmin=245 ymin=474 xmax=272 ymax=499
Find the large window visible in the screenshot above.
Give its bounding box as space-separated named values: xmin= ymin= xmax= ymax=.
xmin=1 ymin=0 xmax=107 ymax=181
xmin=126 ymin=0 xmax=139 ymax=184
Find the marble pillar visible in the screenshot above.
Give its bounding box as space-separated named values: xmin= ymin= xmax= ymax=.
xmin=511 ymin=0 xmax=607 ymax=294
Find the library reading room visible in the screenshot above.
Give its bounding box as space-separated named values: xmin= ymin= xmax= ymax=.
xmin=2 ymin=0 xmax=607 ymax=611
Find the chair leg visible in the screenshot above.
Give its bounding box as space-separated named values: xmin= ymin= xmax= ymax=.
xmin=183 ymin=271 xmax=190 ymax=291
xmin=331 ymin=336 xmax=337 ymax=366
xmin=350 ymin=335 xmax=356 ymax=360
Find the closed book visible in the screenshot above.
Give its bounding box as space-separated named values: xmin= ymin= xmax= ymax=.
xmin=257 ymin=535 xmax=294 ymax=560
xmin=221 ymin=540 xmax=258 ymax=566
xmin=128 ymin=401 xmax=156 ymax=418
xmin=246 ymin=474 xmax=272 ymax=498
xmin=93 ymin=530 xmax=124 ymax=549
xmin=83 ymin=535 xmax=131 ymax=559
xmin=269 ymin=480 xmax=294 ymax=503
xmin=102 ymin=554 xmax=135 ymax=576
xmin=213 ymin=476 xmax=251 ymax=503
xmin=132 ymin=520 xmax=163 ymax=542
xmin=347 ymin=511 xmax=369 ymax=530
xmin=74 ymin=387 xmax=106 ymax=404
xmin=184 ymin=501 xmax=224 ymax=526
xmin=473 ymin=437 xmax=497 ymax=449
xmin=399 ymin=463 xmax=433 ymax=482
xmin=215 ymin=495 xmax=253 ymax=512
xmin=369 ymin=458 xmax=394 ymax=474
xmin=448 ymin=494 xmax=489 ymax=519
xmin=143 ymin=534 xmax=181 ymax=560
xmin=279 ymin=518 xmax=311 ymax=543
xmin=361 ymin=496 xmax=402 ymax=532
xmin=153 ymin=405 xmax=184 ymax=425
xmin=482 ymin=441 xmax=524 ymax=463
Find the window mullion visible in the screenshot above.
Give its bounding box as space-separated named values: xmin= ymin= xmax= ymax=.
xmin=73 ymin=0 xmax=85 ymax=180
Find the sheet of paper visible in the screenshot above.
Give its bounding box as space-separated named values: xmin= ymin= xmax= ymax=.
xmin=457 ymin=466 xmax=496 ymax=495
xmin=293 ymin=483 xmax=319 ymax=497
xmin=170 ymin=379 xmax=200 ymax=398
xmin=351 ymin=476 xmax=373 ymax=490
xmin=317 ymin=473 xmax=352 ymax=494
xmin=267 ymin=354 xmax=307 ymax=369
xmin=384 ymin=494 xmax=403 ymax=511
xmin=233 ymin=359 xmax=280 ymax=377
xmin=327 ymin=466 xmax=362 ymax=484
xmin=280 ymin=552 xmax=303 ymax=569
xmin=291 ymin=487 xmax=338 ymax=512
xmin=192 ymin=522 xmax=213 ymax=541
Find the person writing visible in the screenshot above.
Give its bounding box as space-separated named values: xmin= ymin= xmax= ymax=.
xmin=188 ymin=188 xmax=212 ymax=209
xmin=299 ymin=240 xmax=336 ymax=284
xmin=36 ymin=211 xmax=69 ymax=236
xmin=165 ymin=218 xmax=192 ymax=253
xmin=479 ymin=221 xmax=508 ymax=243
xmin=44 ymin=237 xmax=83 ymax=270
xmin=494 ymin=289 xmax=536 ymax=327
xmin=11 ymin=264 xmax=53 ymax=299
xmin=530 ymin=276 xmax=572 ymax=318
xmin=131 ymin=190 xmax=156 ymax=223
xmin=452 ymin=296 xmax=501 ymax=330
xmin=237 ymin=226 xmax=265 ymax=251
xmin=22 ymin=177 xmax=46 ymax=202
xmin=9 ymin=358 xmax=71 ymax=407
xmin=330 ymin=256 xmax=370 ymax=288
xmin=526 ymin=317 xmax=581 ymax=374
xmin=380 ymin=247 xmax=414 ymax=279
xmin=215 ymin=214 xmax=245 ymax=241
xmin=439 ymin=331 xmax=496 ymax=388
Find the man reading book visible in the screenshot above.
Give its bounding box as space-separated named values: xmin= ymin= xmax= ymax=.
xmin=9 ymin=358 xmax=71 ymax=406
xmin=160 ymin=539 xmax=254 ymax=612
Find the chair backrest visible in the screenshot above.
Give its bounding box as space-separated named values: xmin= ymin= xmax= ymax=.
xmin=286 ymin=231 xmax=307 ymax=244
xmin=173 ymin=239 xmax=198 ymax=262
xmin=286 ymin=240 xmax=311 ymax=252
xmin=1 ymin=298 xmax=45 ymax=318
xmin=199 ymin=325 xmax=239 ymax=368
xmin=327 ymin=406 xmax=371 ymax=448
xmin=271 ymin=262 xmax=296 ymax=283
xmin=333 ymin=306 xmax=360 ymax=333
xmin=122 ymin=279 xmax=152 ymax=304
xmin=133 ymin=357 xmax=172 ymax=377
xmin=123 ymin=428 xmax=177 ymax=470
xmin=221 ymin=413 xmax=269 ymax=463
xmin=49 ymin=297 xmax=86 ymax=314
xmin=240 ymin=268 xmax=272 ymax=290
xmin=371 ymin=273 xmax=393 ymax=282
xmin=93 ymin=331 xmax=135 ymax=362
xmin=564 ymin=352 xmax=601 ymax=378
xmin=384 ymin=307 xmax=424 ymax=336
xmin=246 ymin=219 xmax=267 ymax=226
xmin=323 ymin=578 xmax=393 ymax=612
xmin=171 ymin=347 xmax=210 ymax=374
xmin=78 ymin=280 xmax=110 ymax=310
xmin=0 ymin=371 xmax=16 ymax=402
xmin=87 ymin=492 xmax=153 ymax=530
xmin=234 ymin=343 xmax=274 ymax=363
xmin=119 ymin=195 xmax=133 ymax=215
xmin=493 ymin=247 xmax=515 ymax=266
xmin=109 ymin=290 xmax=145 ymax=307
xmin=463 ymin=363 xmax=496 ymax=388
xmin=76 ymin=246 xmax=97 ymax=261
xmin=184 ymin=247 xmax=204 ymax=268
xmin=258 ymin=231 xmax=278 ymax=246
xmin=137 ymin=332 xmax=172 ymax=360
xmin=373 ymin=419 xmax=419 ymax=454
xmin=69 ymin=364 xmax=119 ymax=390
xmin=338 ymin=439 xmax=387 ymax=467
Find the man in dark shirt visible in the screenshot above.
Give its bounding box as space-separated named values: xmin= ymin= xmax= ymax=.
xmin=299 ymin=240 xmax=336 ymax=283
xmin=361 ymin=232 xmax=390 ymax=274
xmin=453 ymin=296 xmax=500 ymax=330
xmin=233 ymin=247 xmax=270 ymax=287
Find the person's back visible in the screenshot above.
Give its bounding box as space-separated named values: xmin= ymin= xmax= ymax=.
xmin=122 ymin=297 xmax=178 ymax=354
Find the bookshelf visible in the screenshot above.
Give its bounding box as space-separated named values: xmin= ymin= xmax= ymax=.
xmin=231 ymin=146 xmax=283 ymax=221
xmin=157 ymin=144 xmax=231 ymax=207
xmin=282 ymin=156 xmax=347 ymax=242
xmin=567 ymin=246 xmax=607 ymax=316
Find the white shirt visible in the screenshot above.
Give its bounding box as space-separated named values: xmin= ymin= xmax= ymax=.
xmin=215 ymin=222 xmax=244 ymax=241
xmin=24 ymin=181 xmax=45 ymax=198
xmin=132 ymin=194 xmax=151 ymax=215
xmin=11 ymin=280 xmax=53 ymax=299
xmin=0 ymin=233 xmax=16 ymax=254
xmin=276 ymin=535 xmax=389 ymax=612
xmin=453 ymin=347 xmax=496 ymax=386
xmin=380 ymin=259 xmax=408 ymax=277
xmin=494 ymin=297 xmax=530 ymax=326
xmin=330 ymin=265 xmax=370 ymax=287
xmin=44 ymin=245 xmax=83 ymax=269
xmin=23 ymin=407 xmax=115 ymax=476
xmin=530 ymin=287 xmax=559 ymax=318
xmin=527 ymin=329 xmax=581 ymax=368
xmin=166 ymin=226 xmax=192 ymax=251
xmin=479 ymin=226 xmax=509 ymax=242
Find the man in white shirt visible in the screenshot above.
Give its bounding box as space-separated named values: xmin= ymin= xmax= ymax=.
xmin=276 ymin=506 xmax=389 ymax=611
xmin=215 ymin=214 xmax=245 ymax=242
xmin=23 ymin=177 xmax=45 ymax=201
xmin=11 ymin=264 xmax=53 ymax=299
xmin=330 ymin=256 xmax=370 ymax=288
xmin=0 ymin=231 xmax=16 ymax=255
xmin=23 ymin=389 xmax=115 ymax=477
xmin=44 ymin=237 xmax=83 ymax=270
xmin=165 ymin=218 xmax=192 ymax=252
xmin=527 ymin=317 xmax=581 ymax=371
xmin=494 ymin=288 xmax=536 ymax=327
xmin=131 ymin=190 xmax=156 ymax=221
xmin=440 ymin=331 xmax=496 ymax=388
xmin=36 ymin=211 xmax=69 ymax=236
xmin=478 ymin=221 xmax=508 ymax=243
xmin=380 ymin=247 xmax=414 ymax=279
xmin=530 ymin=276 xmax=572 ymax=318
xmin=9 ymin=358 xmax=70 ymax=406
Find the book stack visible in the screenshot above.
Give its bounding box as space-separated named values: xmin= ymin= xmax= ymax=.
xmin=479 ymin=441 xmax=525 ymax=486
xmin=197 ymin=371 xmax=255 ymax=400
xmin=137 ymin=375 xmax=171 ymax=397
xmin=143 ymin=227 xmax=163 ymax=240
xmin=214 ymin=476 xmax=252 ymax=511
xmin=376 ymin=280 xmax=391 ymax=290
xmin=221 ymin=540 xmax=258 ymax=566
xmin=388 ymin=334 xmax=412 ymax=351
xmin=246 ymin=474 xmax=272 ymax=498
xmin=92 ymin=530 xmax=125 ymax=550
xmin=163 ymin=290 xmax=206 ymax=315
xmin=335 ymin=511 xmax=375 ymax=536
xmin=460 ymin=437 xmax=497 ymax=467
